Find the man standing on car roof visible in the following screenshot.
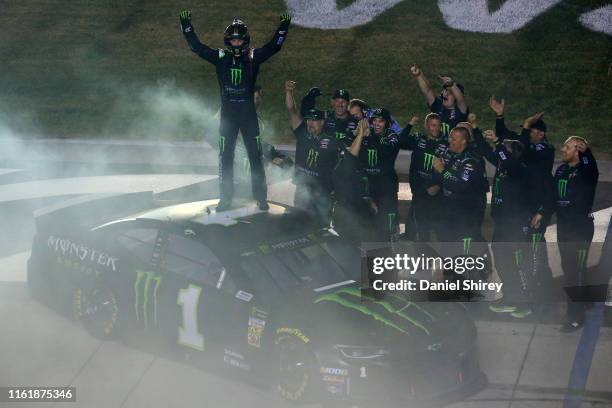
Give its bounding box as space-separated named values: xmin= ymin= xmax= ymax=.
xmin=180 ymin=10 xmax=291 ymax=211
xmin=489 ymin=97 xmax=555 ymax=295
xmin=285 ymin=80 xmax=341 ymax=224
xmin=410 ymin=64 xmax=469 ymax=138
xmin=539 ymin=136 xmax=599 ymax=332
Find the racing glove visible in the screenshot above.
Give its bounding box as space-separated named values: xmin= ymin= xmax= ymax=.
xmin=179 ymin=10 xmax=193 ymax=33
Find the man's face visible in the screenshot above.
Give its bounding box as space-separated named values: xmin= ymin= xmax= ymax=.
xmin=306 ymin=118 xmax=324 ymax=136
xmin=426 ymin=118 xmax=442 ymax=139
xmin=253 ymin=90 xmax=263 ymax=110
xmin=372 ymin=118 xmax=386 ymax=134
xmin=448 ymin=130 xmax=467 ymax=153
xmin=529 ymin=128 xmax=545 ymax=144
xmin=332 ymin=98 xmax=348 ymax=117
xmin=561 ymin=140 xmax=580 ymax=163
xmin=441 ymin=87 xmax=456 ymax=109
xmin=230 ymin=39 xmax=244 ymax=47
xmin=349 ymin=106 xmax=363 ymax=120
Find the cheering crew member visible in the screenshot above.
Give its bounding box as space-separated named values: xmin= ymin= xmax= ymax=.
xmin=475 ymin=129 xmax=532 ymax=317
xmin=348 ymin=99 xmax=403 ymax=134
xmin=539 ymin=137 xmax=599 ymax=332
xmin=410 ymin=64 xmax=469 ymax=138
xmin=489 ymin=97 xmax=555 ymax=290
xmin=349 ymin=108 xmax=403 ymax=241
xmin=301 ymin=88 xmax=357 ymax=145
xmin=285 ymin=80 xmax=340 ymax=223
xmin=400 ymin=113 xmax=448 ymax=241
xmin=432 ymin=127 xmax=484 ymax=252
xmin=180 ymin=11 xmax=291 ymax=211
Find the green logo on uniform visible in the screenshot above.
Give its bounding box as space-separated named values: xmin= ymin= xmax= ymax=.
xmin=532 ymin=232 xmax=543 ymax=252
xmin=219 ymin=135 xmax=225 ymax=153
xmin=577 ymin=249 xmax=587 ymax=269
xmin=335 ymin=131 xmax=345 ymax=140
xmin=423 ymin=153 xmax=435 ymax=171
xmin=134 ymin=270 xmax=163 ymax=329
xmin=514 ymin=249 xmax=524 ymax=267
xmin=230 ymin=68 xmax=242 ymax=86
xmin=255 ymin=135 xmax=262 ymax=151
xmin=306 ymin=148 xmax=319 ymax=167
xmin=441 ymin=122 xmax=450 ymax=137
xmin=367 ymin=149 xmax=378 ymax=167
xmin=463 ymin=237 xmax=472 ymax=254
xmin=558 ymin=179 xmax=568 ymax=198
xmin=493 ymin=176 xmax=501 ymax=196
xmin=388 ymin=212 xmax=396 ymax=233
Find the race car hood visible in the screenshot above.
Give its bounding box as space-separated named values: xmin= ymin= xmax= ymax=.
xmin=278 ymin=285 xmax=475 ymax=353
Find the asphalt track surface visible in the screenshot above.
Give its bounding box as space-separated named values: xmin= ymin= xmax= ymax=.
xmin=1 ymin=161 xmax=611 ymax=408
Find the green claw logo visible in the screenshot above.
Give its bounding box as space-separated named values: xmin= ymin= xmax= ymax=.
xmin=441 ymin=122 xmax=450 ymax=137
xmin=577 ymin=249 xmax=587 ymax=269
xmin=463 ymin=237 xmax=472 ymax=254
xmin=230 ymin=68 xmax=242 ymax=86
xmin=306 ymin=148 xmax=319 ymax=167
xmin=219 ymin=135 xmax=225 ymax=153
xmin=514 ymin=249 xmax=524 ymax=267
xmin=367 ymin=149 xmax=378 ymax=167
xmin=423 ymin=153 xmax=435 ymax=171
xmin=335 ymin=131 xmax=345 ymax=140
xmin=558 ymin=179 xmax=568 ymax=198
xmin=134 ymin=270 xmax=163 ymax=329
xmin=531 ymin=232 xmax=543 ymax=252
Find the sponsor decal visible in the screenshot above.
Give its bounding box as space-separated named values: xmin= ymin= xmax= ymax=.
xmin=270 ymin=236 xmax=311 ymax=251
xmin=235 ymin=290 xmax=254 ymax=302
xmin=230 ymin=67 xmax=242 ymax=86
xmin=367 ymin=148 xmax=378 ymax=167
xmin=223 ymin=349 xmax=250 ymax=371
xmin=134 ymin=270 xmax=163 ymax=329
xmin=321 ymin=367 xmax=348 ymax=376
xmin=247 ymin=316 xmax=266 ymax=348
xmin=306 ymin=148 xmax=319 ymax=167
xmin=558 ymin=179 xmax=568 ymax=198
xmin=276 ymin=327 xmax=310 ymax=343
xmin=463 ymin=237 xmax=472 ymax=254
xmin=423 ymin=152 xmax=435 ymax=171
xmin=47 ymin=235 xmax=118 ymax=271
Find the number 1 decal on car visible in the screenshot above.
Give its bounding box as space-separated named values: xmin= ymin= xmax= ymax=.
xmin=177 ymin=284 xmax=205 ymax=351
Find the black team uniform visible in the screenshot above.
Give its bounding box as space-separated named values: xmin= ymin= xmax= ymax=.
xmin=180 ymin=13 xmax=290 ymax=209
xmin=496 ymin=116 xmax=555 ymax=290
xmin=400 ymin=123 xmax=448 ymax=241
xmin=292 ymin=110 xmax=341 ymax=224
xmin=543 ymin=148 xmax=599 ymax=328
xmin=301 ymin=89 xmax=357 ymax=146
xmin=355 ymin=109 xmax=404 ymax=241
xmin=429 ymin=85 xmax=469 ymax=138
xmin=437 ymin=147 xmax=485 ymax=254
xmin=475 ymin=133 xmax=532 ymax=307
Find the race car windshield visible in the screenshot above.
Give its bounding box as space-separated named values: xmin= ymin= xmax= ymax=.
xmin=243 ymin=241 xmax=360 ymax=293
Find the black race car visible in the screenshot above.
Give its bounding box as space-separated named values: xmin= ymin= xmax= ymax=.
xmin=28 ymin=195 xmax=485 ymax=406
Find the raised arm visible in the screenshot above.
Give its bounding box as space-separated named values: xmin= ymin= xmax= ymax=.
xmin=253 ymin=13 xmax=291 ymax=64
xmin=349 ymin=119 xmax=369 ymax=157
xmin=410 ymin=65 xmax=436 ymax=107
xmin=440 ymin=76 xmax=467 ymax=114
xmin=284 ymin=80 xmax=301 ymax=131
xmin=179 ymin=11 xmax=220 ymax=64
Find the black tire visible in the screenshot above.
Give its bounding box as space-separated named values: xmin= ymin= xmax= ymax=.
xmin=73 ymin=283 xmax=120 ymax=339
xmin=274 ymin=329 xmax=320 ymax=403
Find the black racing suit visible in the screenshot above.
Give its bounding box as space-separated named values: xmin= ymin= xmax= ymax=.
xmin=356 ymin=129 xmax=404 ymax=241
xmin=543 ymin=149 xmax=599 ymax=321
xmin=437 ymin=148 xmax=485 ymax=254
xmin=292 ymin=122 xmax=340 ymax=224
xmin=400 ymin=124 xmax=448 ymax=241
xmin=475 ymin=132 xmax=531 ymax=302
xmin=429 ymin=96 xmax=469 ymax=138
xmin=181 ymin=19 xmax=290 ymax=203
xmin=496 ymin=116 xmax=555 ymax=288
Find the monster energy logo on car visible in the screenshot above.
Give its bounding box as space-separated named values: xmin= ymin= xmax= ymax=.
xmin=230 ymin=67 xmax=242 ymax=85
xmin=558 ymin=179 xmax=568 ymax=198
xmin=367 ymin=149 xmax=378 ymax=167
xmin=423 ymin=153 xmax=435 ymax=171
xmin=315 ymin=287 xmax=433 ymax=336
xmin=577 ymin=249 xmax=587 ymax=269
xmin=134 ymin=270 xmax=163 ymax=329
xmin=306 ymin=148 xmax=319 ymax=167
xmin=514 ymin=249 xmax=523 ymax=267
xmin=463 ymin=237 xmax=472 ymax=254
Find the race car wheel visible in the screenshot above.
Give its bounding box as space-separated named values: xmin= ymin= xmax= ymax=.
xmin=274 ymin=330 xmax=318 ymax=403
xmin=73 ymin=284 xmax=119 ymax=339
